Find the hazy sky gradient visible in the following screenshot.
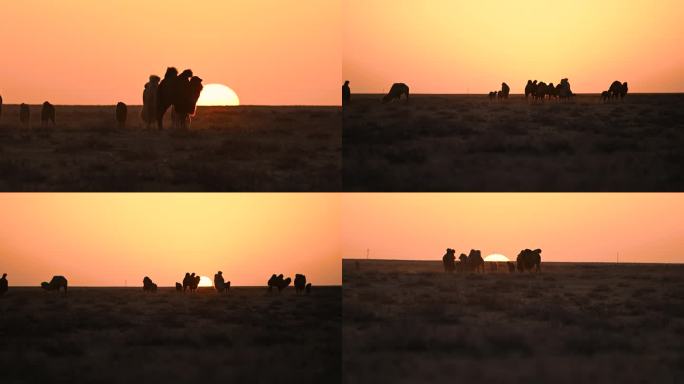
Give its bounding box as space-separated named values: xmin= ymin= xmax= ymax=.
xmin=0 ymin=194 xmax=340 ymax=286
xmin=0 ymin=1 xmax=340 ymax=105
xmin=341 ymin=194 xmax=683 ymax=263
xmin=344 ymin=0 xmax=684 ymax=94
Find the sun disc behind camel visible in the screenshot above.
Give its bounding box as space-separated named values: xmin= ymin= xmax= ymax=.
xmin=197 ymin=83 xmax=240 ymax=106
xmin=484 ymin=253 xmax=510 ymax=262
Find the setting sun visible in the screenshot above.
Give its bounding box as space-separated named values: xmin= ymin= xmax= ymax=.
xmin=484 ymin=254 xmax=510 ymax=262
xmin=197 ymin=83 xmax=240 ymax=106
xmin=198 ymin=275 xmax=213 ymax=287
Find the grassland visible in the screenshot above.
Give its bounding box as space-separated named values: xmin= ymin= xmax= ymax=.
xmin=0 ymin=105 xmax=341 ymax=191
xmin=343 ymin=259 xmax=684 ymax=383
xmin=0 ymin=286 xmax=341 ymax=383
xmin=343 ymin=94 xmax=684 ymax=191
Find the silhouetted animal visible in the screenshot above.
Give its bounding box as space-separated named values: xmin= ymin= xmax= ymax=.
xmin=187 ymin=273 xmax=201 ymax=291
xmin=175 ymin=282 xmax=183 ymax=291
xmin=609 ymin=81 xmax=628 ymax=100
xmin=142 ymin=75 xmax=160 ymax=128
xmin=525 ymin=80 xmax=536 ymax=99
xmin=214 ymin=271 xmax=230 ymax=293
xmin=19 ymin=103 xmax=30 ymax=125
xmin=533 ymin=82 xmax=548 ymax=101
xmin=116 ymin=102 xmax=127 ymax=128
xmin=156 ymin=67 xmax=179 ymax=129
xmin=268 ymin=274 xmax=291 ymax=292
xmin=382 ymin=83 xmax=409 ymax=103
xmin=0 ymin=273 xmax=7 ymax=296
xmin=601 ymin=90 xmax=612 ymax=102
xmin=547 ymin=83 xmax=558 ymax=100
xmin=41 ymin=102 xmax=55 ymax=126
xmin=458 ymin=253 xmax=468 ymax=272
xmin=294 ymin=274 xmax=307 ymax=294
xmin=143 ymin=276 xmax=157 ymax=292
xmin=182 ymin=272 xmax=192 ymax=291
xmin=488 ymin=91 xmax=497 ymax=100
xmin=468 ymin=249 xmax=484 ymax=273
xmin=342 ymin=81 xmax=351 ymax=105
xmin=173 ymin=75 xmax=203 ymax=129
xmin=500 ymin=82 xmax=510 ymax=99
xmin=41 ymin=276 xmax=68 ymax=295
xmin=557 ymin=78 xmax=573 ymax=100
xmin=442 ymin=248 xmax=456 ymax=272
xmin=305 ymin=283 xmax=312 ymax=294
xmin=508 ymin=262 xmax=516 ymax=273
xmin=517 ymin=248 xmax=542 ymax=272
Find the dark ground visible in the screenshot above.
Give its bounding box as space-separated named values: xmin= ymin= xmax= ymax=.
xmin=343 ymin=94 xmax=684 ymax=191
xmin=0 ymin=105 xmax=341 ymax=191
xmin=343 ymin=259 xmax=684 ymax=384
xmin=0 ymin=286 xmax=341 ymax=384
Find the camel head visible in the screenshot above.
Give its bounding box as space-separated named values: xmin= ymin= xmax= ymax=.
xmin=149 ymin=75 xmax=160 ymax=84
xmin=179 ymin=69 xmax=193 ymax=80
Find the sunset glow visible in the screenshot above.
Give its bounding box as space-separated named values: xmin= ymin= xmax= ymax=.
xmin=0 ymin=194 xmax=340 ymax=287
xmin=341 ymin=194 xmax=684 ymax=263
xmin=484 ymin=254 xmax=510 ymax=262
xmin=0 ymin=1 xmax=340 ymax=105
xmin=344 ymin=0 xmax=684 ymax=93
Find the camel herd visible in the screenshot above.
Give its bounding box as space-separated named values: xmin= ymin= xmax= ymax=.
xmin=0 ymin=66 xmax=203 ymax=129
xmin=0 ymin=272 xmax=313 ymax=296
xmin=442 ymin=248 xmax=542 ymax=273
xmin=341 ymin=79 xmax=630 ymax=104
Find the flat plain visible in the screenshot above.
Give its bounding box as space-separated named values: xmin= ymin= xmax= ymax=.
xmin=0 ymin=105 xmax=341 ymax=191
xmin=343 ymin=94 xmax=684 ymax=191
xmin=0 ymin=286 xmax=341 ymax=383
xmin=343 ymin=259 xmax=684 ymax=383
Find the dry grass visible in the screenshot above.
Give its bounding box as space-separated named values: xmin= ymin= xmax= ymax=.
xmin=0 ymin=105 xmax=341 ymax=191
xmin=343 ymin=94 xmax=684 ymax=191
xmin=0 ymin=286 xmax=341 ymax=383
xmin=343 ymin=259 xmax=684 ymax=384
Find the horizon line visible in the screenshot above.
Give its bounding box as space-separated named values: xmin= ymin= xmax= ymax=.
xmin=343 ymin=258 xmax=684 ymax=265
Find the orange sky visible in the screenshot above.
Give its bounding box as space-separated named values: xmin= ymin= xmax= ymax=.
xmin=344 ymin=0 xmax=684 ymax=94
xmin=0 ymin=1 xmax=340 ymax=105
xmin=341 ymin=194 xmax=684 ymax=263
xmin=0 ymin=194 xmax=340 ymax=287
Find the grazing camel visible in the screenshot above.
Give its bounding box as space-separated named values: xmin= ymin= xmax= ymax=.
xmin=19 ymin=103 xmax=30 ymax=126
xmin=41 ymin=276 xmax=68 ymax=295
xmin=214 ymin=271 xmax=230 ymax=293
xmin=517 ymin=248 xmax=542 ymax=272
xmin=0 ymin=273 xmax=8 ymax=296
xmin=342 ymin=81 xmax=351 ymax=105
xmin=116 ymin=102 xmax=127 ymax=128
xmin=382 ymin=83 xmax=409 ymax=103
xmin=609 ymin=81 xmax=628 ymax=100
xmin=142 ymin=276 xmax=157 ymax=292
xmin=41 ymin=102 xmax=55 ymax=127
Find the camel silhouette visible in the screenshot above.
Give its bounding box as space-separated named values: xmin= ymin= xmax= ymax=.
xmin=517 ymin=248 xmax=542 ymax=272
xmin=442 ymin=248 xmax=456 ymax=272
xmin=500 ymin=82 xmax=510 ymax=99
xmin=382 ymin=83 xmax=409 ymax=103
xmin=116 ymin=102 xmax=127 ymax=128
xmin=41 ymin=276 xmax=68 ymax=295
xmin=525 ymin=80 xmax=537 ymax=100
xmin=142 ymin=75 xmax=160 ymax=128
xmin=214 ymin=271 xmax=230 ymax=293
xmin=41 ymin=102 xmax=55 ymax=127
xmin=268 ymin=274 xmax=291 ymax=292
xmin=156 ymin=67 xmax=179 ymax=129
xmin=182 ymin=272 xmax=201 ymax=292
xmin=294 ymin=274 xmax=308 ymax=295
xmin=173 ymin=75 xmax=203 ymax=129
xmin=175 ymin=282 xmax=183 ymax=292
xmin=142 ymin=276 xmax=158 ymax=292
xmin=609 ymin=81 xmax=628 ymax=100
xmin=19 ymin=103 xmax=30 ymax=126
xmin=342 ymin=81 xmax=351 ymax=105
xmin=0 ymin=273 xmax=7 ymax=296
